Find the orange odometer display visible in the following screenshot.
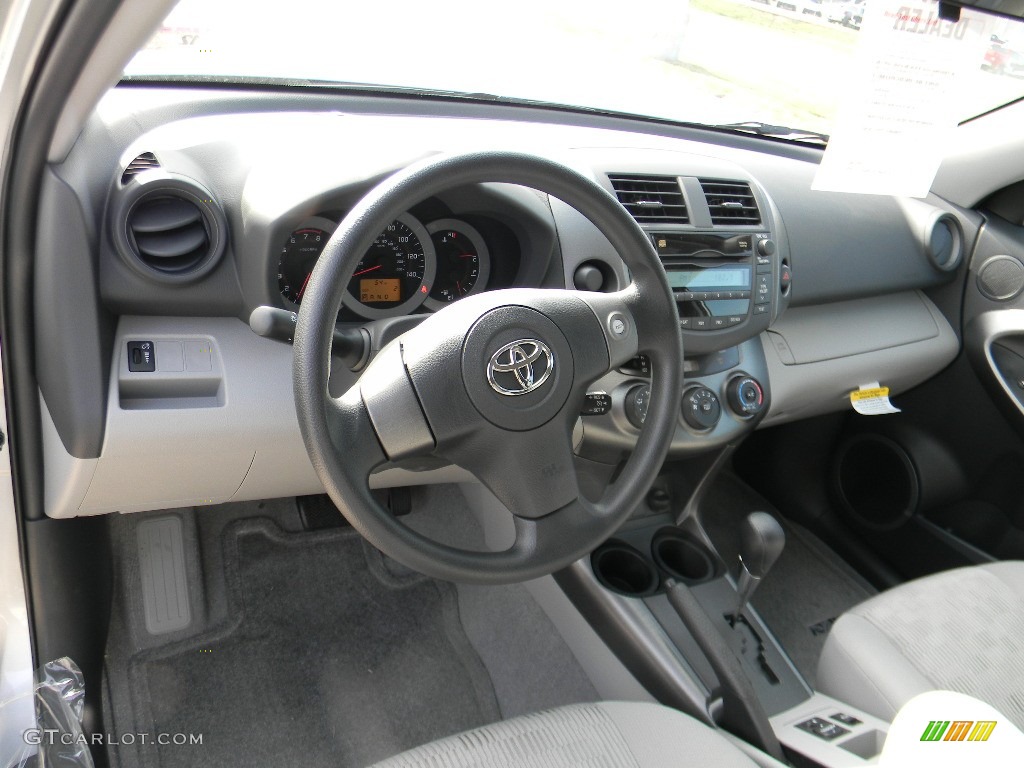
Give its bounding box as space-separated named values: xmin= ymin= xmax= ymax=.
xmin=360 ymin=278 xmax=401 ymax=304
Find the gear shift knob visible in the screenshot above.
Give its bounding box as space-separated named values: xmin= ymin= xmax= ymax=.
xmin=731 ymin=512 xmax=785 ymax=620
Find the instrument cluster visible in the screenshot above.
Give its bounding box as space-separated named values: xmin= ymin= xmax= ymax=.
xmin=277 ymin=212 xmax=492 ymax=319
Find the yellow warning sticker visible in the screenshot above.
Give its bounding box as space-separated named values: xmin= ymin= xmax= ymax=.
xmin=850 ymin=382 xmax=901 ymax=416
xmin=850 ymin=387 xmax=890 ymax=402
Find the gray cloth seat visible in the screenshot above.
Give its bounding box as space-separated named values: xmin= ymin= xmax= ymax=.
xmin=817 ymin=561 xmax=1024 ymax=729
xmin=369 ymin=701 xmax=784 ymax=767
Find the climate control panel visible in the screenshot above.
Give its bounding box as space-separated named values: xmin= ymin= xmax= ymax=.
xmin=577 ymin=340 xmax=772 ymax=459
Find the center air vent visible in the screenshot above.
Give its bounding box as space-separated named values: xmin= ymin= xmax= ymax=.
xmin=699 ymin=179 xmax=761 ymax=226
xmin=111 ymin=171 xmax=227 ymax=283
xmin=608 ymin=174 xmax=689 ymax=224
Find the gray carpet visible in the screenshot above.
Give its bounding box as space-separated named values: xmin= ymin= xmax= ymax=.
xmin=699 ymin=474 xmax=876 ymax=687
xmin=102 ymin=491 xmax=599 ymax=768
xmin=400 ymin=485 xmax=600 ymax=719
xmin=113 ymin=516 xmax=500 ymax=768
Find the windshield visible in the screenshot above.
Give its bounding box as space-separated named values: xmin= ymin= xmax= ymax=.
xmin=125 ymin=0 xmax=1024 ymax=138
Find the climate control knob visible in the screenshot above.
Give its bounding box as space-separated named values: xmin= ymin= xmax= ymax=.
xmin=727 ymin=375 xmax=765 ymax=417
xmin=682 ymin=386 xmax=722 ymax=431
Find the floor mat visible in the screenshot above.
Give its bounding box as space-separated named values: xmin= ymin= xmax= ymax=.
xmin=121 ymin=518 xmax=500 ymax=768
xmin=699 ymin=474 xmax=876 ymax=687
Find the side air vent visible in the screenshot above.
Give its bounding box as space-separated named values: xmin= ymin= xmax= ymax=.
xmin=608 ymin=174 xmax=689 ymax=224
xmin=699 ymin=179 xmax=761 ymax=226
xmin=128 ymin=196 xmax=210 ymax=274
xmin=121 ymin=152 xmax=160 ymax=184
xmin=111 ymin=171 xmax=227 ymax=283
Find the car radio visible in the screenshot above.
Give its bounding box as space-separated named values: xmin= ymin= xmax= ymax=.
xmin=647 ymin=229 xmax=786 ymax=355
xmin=651 ymin=230 xmax=776 ymax=329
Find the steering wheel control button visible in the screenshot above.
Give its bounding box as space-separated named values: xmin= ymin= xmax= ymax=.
xmin=461 ymin=306 xmax=575 ymax=431
xmin=626 ymin=385 xmax=651 ymax=428
xmin=682 ymin=386 xmax=721 ymax=431
xmin=581 ymin=392 xmax=612 ymax=416
xmin=127 ymin=341 xmax=156 ymax=372
xmin=487 ymin=339 xmax=554 ymax=396
xmin=727 ymin=375 xmax=765 ymax=418
xmin=608 ymin=312 xmax=629 ymax=337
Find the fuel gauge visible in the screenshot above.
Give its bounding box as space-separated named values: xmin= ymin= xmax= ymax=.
xmin=424 ymin=219 xmax=490 ymax=310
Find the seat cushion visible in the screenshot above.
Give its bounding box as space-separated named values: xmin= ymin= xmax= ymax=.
xmin=817 ymin=561 xmax=1024 ymax=728
xmin=369 ymin=701 xmax=776 ymax=767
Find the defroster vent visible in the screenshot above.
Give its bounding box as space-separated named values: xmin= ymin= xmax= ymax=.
xmin=699 ymin=179 xmax=761 ymax=226
xmin=121 ymin=152 xmax=160 ymax=184
xmin=609 ymin=174 xmax=688 ymax=224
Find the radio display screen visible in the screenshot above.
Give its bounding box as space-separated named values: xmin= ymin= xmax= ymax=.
xmin=667 ymin=266 xmax=750 ymax=290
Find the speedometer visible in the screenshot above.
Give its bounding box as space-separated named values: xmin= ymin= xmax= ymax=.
xmin=342 ymin=213 xmax=435 ymax=319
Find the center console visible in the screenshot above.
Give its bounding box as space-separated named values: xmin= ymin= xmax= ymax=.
xmin=555 ymin=454 xmax=890 ymax=767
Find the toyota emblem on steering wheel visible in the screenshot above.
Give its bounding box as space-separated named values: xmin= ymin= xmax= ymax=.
xmin=486 ymin=339 xmax=555 ymax=396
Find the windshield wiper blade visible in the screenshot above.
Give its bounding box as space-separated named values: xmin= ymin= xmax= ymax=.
xmin=711 ymin=121 xmax=829 ymax=144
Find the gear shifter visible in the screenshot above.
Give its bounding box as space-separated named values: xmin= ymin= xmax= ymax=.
xmin=730 ymin=512 xmax=785 ymax=622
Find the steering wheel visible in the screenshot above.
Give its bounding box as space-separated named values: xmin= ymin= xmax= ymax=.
xmin=293 ymin=152 xmax=682 ymax=584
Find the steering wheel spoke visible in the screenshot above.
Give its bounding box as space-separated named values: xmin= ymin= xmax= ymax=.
xmin=442 ymin=415 xmax=580 ymax=520
xmin=323 ymin=388 xmax=390 ymax=483
xmin=572 ymin=287 xmax=642 ymax=379
xmin=355 ymin=339 xmax=436 ymax=461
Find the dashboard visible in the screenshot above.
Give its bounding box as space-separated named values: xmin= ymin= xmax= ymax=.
xmin=35 ymin=86 xmax=969 ymax=518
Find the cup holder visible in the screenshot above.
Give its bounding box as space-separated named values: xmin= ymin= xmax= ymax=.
xmin=651 ymin=528 xmax=716 ymax=584
xmin=590 ymin=541 xmax=659 ymax=597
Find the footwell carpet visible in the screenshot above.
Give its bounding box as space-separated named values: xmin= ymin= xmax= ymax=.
xmin=122 ymin=519 xmax=499 ymax=767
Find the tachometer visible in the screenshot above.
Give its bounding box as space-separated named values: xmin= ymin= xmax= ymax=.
xmin=424 ymin=219 xmax=491 ymax=310
xmin=277 ymin=217 xmax=336 ymax=306
xmin=342 ymin=213 xmax=436 ymax=319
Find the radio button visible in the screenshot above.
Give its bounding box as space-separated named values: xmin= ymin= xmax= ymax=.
xmin=737 ymin=291 xmax=751 ymax=300
xmin=679 ymin=317 xmax=692 ymax=329
xmin=756 ymin=263 xmax=773 ymax=274
xmin=712 ymin=318 xmax=728 ymax=328
xmin=693 ymin=318 xmax=710 ymax=330
xmin=753 ymin=303 xmax=770 ymax=315
xmin=727 ymin=315 xmax=745 ymax=326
